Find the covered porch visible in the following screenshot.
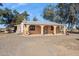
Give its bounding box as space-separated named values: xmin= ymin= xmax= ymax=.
xmin=23 ymin=24 xmax=66 ymax=35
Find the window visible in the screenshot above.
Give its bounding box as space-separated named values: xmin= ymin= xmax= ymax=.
xmin=29 ymin=25 xmax=35 ymax=31
xmin=51 ymin=26 xmax=54 ymax=30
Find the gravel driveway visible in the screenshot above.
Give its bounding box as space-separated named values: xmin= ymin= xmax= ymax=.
xmin=0 ymin=33 xmax=79 ymax=56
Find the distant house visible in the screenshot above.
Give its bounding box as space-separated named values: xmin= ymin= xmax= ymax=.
xmin=17 ymin=19 xmax=66 ymax=35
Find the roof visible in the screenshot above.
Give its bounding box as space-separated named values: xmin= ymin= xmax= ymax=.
xmin=22 ymin=20 xmax=64 ymax=26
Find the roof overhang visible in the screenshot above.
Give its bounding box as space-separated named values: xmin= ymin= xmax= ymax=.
xmin=23 ymin=21 xmax=64 ymax=26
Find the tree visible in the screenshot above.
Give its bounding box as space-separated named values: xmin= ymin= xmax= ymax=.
xmin=13 ymin=14 xmax=25 ymax=25
xmin=33 ymin=17 xmax=38 ymax=21
xmin=13 ymin=10 xmax=19 ymax=15
xmin=0 ymin=8 xmax=14 ymax=24
xmin=43 ymin=4 xmax=64 ymax=23
xmin=11 ymin=11 xmax=29 ymax=25
xmin=56 ymin=3 xmax=68 ymax=23
xmin=76 ymin=26 xmax=79 ymax=32
xmin=42 ymin=3 xmax=79 ymax=30
xmin=55 ymin=4 xmax=78 ymax=30
xmin=0 ymin=7 xmax=29 ymax=25
xmin=53 ymin=15 xmax=62 ymax=23
xmin=3 ymin=8 xmax=14 ymax=24
xmin=43 ymin=4 xmax=55 ymax=21
xmin=21 ymin=11 xmax=29 ymax=17
xmin=0 ymin=8 xmax=9 ymax=24
xmin=0 ymin=3 xmax=3 ymax=6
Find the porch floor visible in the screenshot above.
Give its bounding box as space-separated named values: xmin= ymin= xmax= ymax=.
xmin=22 ymin=33 xmax=64 ymax=37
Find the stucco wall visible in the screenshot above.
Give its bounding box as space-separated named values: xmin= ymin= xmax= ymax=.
xmin=29 ymin=25 xmax=55 ymax=34
xmin=24 ymin=25 xmax=62 ymax=35
xmin=56 ymin=26 xmax=62 ymax=33
xmin=29 ymin=25 xmax=41 ymax=34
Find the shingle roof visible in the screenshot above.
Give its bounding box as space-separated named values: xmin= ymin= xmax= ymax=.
xmin=22 ymin=19 xmax=64 ymax=26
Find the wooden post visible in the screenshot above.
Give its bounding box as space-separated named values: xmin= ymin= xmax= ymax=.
xmin=20 ymin=22 xmax=24 ymax=33
xmin=41 ymin=25 xmax=44 ymax=35
xmin=63 ymin=26 xmax=66 ymax=34
xmin=24 ymin=25 xmax=29 ymax=35
xmin=54 ymin=26 xmax=57 ymax=35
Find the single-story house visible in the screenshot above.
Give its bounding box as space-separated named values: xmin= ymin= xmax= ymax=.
xmin=17 ymin=19 xmax=66 ymax=35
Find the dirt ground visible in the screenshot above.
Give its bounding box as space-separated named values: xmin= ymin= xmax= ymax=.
xmin=0 ymin=33 xmax=79 ymax=56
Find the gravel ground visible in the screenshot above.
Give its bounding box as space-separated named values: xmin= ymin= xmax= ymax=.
xmin=0 ymin=33 xmax=79 ymax=56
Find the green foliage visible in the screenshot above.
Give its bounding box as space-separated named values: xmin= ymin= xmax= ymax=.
xmin=0 ymin=3 xmax=3 ymax=6
xmin=43 ymin=4 xmax=55 ymax=21
xmin=0 ymin=19 xmax=6 ymax=24
xmin=12 ymin=11 xmax=29 ymax=25
xmin=33 ymin=17 xmax=38 ymax=21
xmin=13 ymin=14 xmax=25 ymax=25
xmin=57 ymin=3 xmax=78 ymax=24
xmin=0 ymin=7 xmax=29 ymax=25
xmin=42 ymin=3 xmax=79 ymax=30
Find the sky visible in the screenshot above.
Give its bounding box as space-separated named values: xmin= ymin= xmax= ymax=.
xmin=1 ymin=3 xmax=56 ymax=22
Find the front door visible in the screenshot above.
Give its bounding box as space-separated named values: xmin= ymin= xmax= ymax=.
xmin=44 ymin=26 xmax=48 ymax=34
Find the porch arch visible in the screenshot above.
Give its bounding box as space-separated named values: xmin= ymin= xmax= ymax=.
xmin=29 ymin=25 xmax=41 ymax=34
xmin=43 ymin=25 xmax=54 ymax=34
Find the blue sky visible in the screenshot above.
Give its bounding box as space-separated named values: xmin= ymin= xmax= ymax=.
xmin=2 ymin=3 xmax=56 ymax=22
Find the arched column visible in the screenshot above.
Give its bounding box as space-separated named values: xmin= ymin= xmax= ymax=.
xmin=54 ymin=26 xmax=57 ymax=35
xmin=26 ymin=25 xmax=30 ymax=35
xmin=41 ymin=25 xmax=44 ymax=35
xmin=24 ymin=24 xmax=30 ymax=35
xmin=63 ymin=26 xmax=66 ymax=34
xmin=20 ymin=22 xmax=24 ymax=33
